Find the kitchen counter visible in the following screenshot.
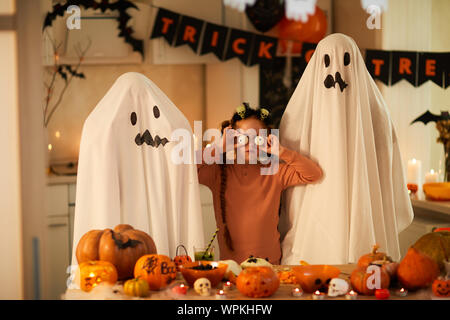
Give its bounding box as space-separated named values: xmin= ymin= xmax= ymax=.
xmin=63 ymin=264 xmax=441 ymax=300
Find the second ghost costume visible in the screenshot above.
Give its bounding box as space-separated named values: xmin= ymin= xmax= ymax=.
xmin=279 ymin=34 xmax=414 ymax=265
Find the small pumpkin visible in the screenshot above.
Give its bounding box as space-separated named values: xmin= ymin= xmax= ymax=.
xmin=134 ymin=254 xmax=177 ymax=290
xmin=291 ymin=265 xmax=341 ymax=293
xmin=76 ymin=224 xmax=157 ymax=279
xmin=357 ymin=244 xmax=391 ymax=269
xmin=123 ymin=277 xmax=150 ymax=297
xmin=397 ymin=247 xmax=440 ymax=290
xmin=77 ymin=260 xmax=118 ymax=292
xmin=350 ymin=266 xmax=390 ymax=296
xmin=370 ymin=256 xmax=399 ymax=281
xmin=412 ymin=231 xmax=450 ymax=273
xmin=431 ymin=277 xmax=450 ymax=298
xmin=236 ymin=266 xmax=280 ymax=298
xmin=173 ymin=245 xmax=192 ymax=271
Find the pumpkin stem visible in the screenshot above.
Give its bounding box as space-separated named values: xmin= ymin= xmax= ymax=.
xmin=372 ymin=244 xmax=380 ymax=254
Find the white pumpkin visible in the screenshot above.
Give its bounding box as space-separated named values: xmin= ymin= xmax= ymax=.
xmin=220 ymin=260 xmax=242 ymax=279
xmin=240 ymin=256 xmax=273 ymax=269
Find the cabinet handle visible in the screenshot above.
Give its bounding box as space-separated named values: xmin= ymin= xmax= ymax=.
xmin=48 ymin=223 xmax=67 ymax=228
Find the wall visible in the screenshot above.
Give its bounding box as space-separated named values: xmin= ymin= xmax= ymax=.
xmin=0 ymin=0 xmax=24 ymax=300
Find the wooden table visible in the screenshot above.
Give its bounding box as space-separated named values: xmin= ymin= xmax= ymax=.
xmin=64 ymin=264 xmax=439 ymax=300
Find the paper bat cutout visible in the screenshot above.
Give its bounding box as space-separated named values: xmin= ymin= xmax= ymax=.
xmin=410 ymin=110 xmax=450 ymax=125
xmin=42 ymin=0 xmax=143 ymax=57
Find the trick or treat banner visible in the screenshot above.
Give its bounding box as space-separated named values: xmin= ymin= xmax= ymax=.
xmin=151 ymin=7 xmax=449 ymax=88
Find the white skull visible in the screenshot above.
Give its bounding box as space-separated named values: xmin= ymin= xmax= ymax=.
xmin=194 ymin=278 xmax=211 ymax=296
xmin=327 ymin=278 xmax=349 ymax=297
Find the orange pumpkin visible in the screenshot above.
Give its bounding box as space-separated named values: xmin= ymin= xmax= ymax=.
xmin=370 ymin=257 xmax=399 ymax=281
xmin=236 ymin=266 xmax=280 ymax=298
xmin=431 ymin=277 xmax=450 ymax=298
xmin=134 ymin=254 xmax=177 ymax=290
xmin=291 ymin=265 xmax=341 ymax=293
xmin=397 ymin=247 xmax=440 ymax=290
xmin=173 ymin=245 xmax=192 ymax=271
xmin=78 ymin=260 xmax=118 ymax=292
xmin=412 ymin=231 xmax=450 ymax=273
xmin=357 ymin=244 xmax=391 ymax=269
xmin=76 ymin=224 xmax=157 ymax=280
xmin=350 ymin=266 xmax=390 ymax=295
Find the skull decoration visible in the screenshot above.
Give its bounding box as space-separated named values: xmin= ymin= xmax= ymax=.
xmin=327 ymin=278 xmax=349 ymax=297
xmin=194 ymin=278 xmax=211 ymax=296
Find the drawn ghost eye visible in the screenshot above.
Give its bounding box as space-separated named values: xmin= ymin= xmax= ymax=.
xmin=324 ymin=54 xmax=330 ymax=67
xmin=130 ymin=112 xmax=137 ymax=126
xmin=344 ymin=52 xmax=351 ymax=66
xmin=153 ymin=105 xmax=160 ymax=118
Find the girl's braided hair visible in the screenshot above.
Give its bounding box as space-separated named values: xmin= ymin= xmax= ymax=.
xmin=219 ymin=102 xmax=273 ymax=251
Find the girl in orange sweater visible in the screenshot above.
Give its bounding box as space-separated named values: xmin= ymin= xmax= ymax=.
xmin=197 ymin=103 xmax=322 ymax=264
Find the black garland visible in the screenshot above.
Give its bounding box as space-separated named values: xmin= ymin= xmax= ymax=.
xmin=43 ymin=0 xmax=143 ymax=56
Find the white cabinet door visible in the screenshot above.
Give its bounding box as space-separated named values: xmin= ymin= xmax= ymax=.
xmin=46 ymin=215 xmax=70 ymax=300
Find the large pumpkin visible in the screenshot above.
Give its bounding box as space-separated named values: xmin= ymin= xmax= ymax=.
xmin=350 ymin=266 xmax=390 ymax=296
xmin=236 ymin=266 xmax=280 ymax=298
xmin=76 ymin=224 xmax=157 ymax=280
xmin=412 ymin=231 xmax=450 ymax=273
xmin=77 ymin=260 xmax=118 ymax=292
xmin=134 ymin=254 xmax=177 ymax=290
xmin=397 ymin=247 xmax=440 ymax=290
xmin=357 ymin=244 xmax=391 ymax=269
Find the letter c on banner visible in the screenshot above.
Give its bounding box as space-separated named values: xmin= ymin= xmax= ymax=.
xmin=233 ymin=38 xmax=247 ymax=55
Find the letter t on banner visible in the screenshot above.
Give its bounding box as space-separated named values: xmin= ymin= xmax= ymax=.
xmin=150 ymin=8 xmax=181 ymax=46
xmin=365 ymin=50 xmax=391 ymax=85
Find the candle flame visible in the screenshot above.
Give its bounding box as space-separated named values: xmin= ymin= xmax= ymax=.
xmin=400 ymin=288 xmax=405 ymax=292
xmin=219 ymin=290 xmax=224 ymax=295
xmin=314 ymin=290 xmax=320 ymax=295
xmin=412 ymin=158 xmax=416 ymax=163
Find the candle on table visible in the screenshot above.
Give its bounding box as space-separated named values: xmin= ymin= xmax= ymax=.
xmin=407 ymin=159 xmax=422 ymax=185
xmin=396 ymin=288 xmax=408 ymax=297
xmin=425 ymin=169 xmax=438 ymax=183
xmin=291 ymin=287 xmax=303 ymax=297
xmin=223 ymin=281 xmax=233 ymax=292
xmin=215 ymin=289 xmax=227 ymax=300
xmin=312 ymin=290 xmax=325 ymax=300
xmin=171 ymin=283 xmax=188 ymax=295
xmin=345 ymin=290 xmax=358 ymax=300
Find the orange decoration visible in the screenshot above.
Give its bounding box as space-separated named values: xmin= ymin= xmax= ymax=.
xmin=407 ymin=183 xmax=418 ymax=193
xmin=78 ymin=260 xmax=118 ymax=292
xmin=134 ymin=254 xmax=177 ymax=291
xmin=357 ymin=244 xmax=391 ymax=269
xmin=350 ymin=266 xmax=390 ymax=296
xmin=76 ymin=224 xmax=157 ymax=280
xmin=432 ymin=277 xmax=450 ymax=298
xmin=236 ymin=266 xmax=280 ymax=298
xmin=173 ymin=245 xmax=192 ymax=272
xmin=412 ymin=231 xmax=450 ymax=273
xmin=277 ymin=270 xmax=298 ymax=284
xmin=423 ymin=182 xmax=450 ymax=200
xmin=179 ymin=261 xmax=227 ymax=287
xmin=291 ymin=265 xmax=340 ymax=293
xmin=397 ymin=247 xmax=440 ymax=290
xmin=278 ymin=6 xmax=327 ymax=54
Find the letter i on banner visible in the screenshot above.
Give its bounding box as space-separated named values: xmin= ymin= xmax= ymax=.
xmin=200 ymin=22 xmax=229 ymax=60
xmin=150 ymin=8 xmax=181 ymax=45
xmin=174 ymin=15 xmax=205 ymax=54
xmin=391 ymin=51 xmax=418 ymax=86
xmin=365 ymin=50 xmax=391 ymax=85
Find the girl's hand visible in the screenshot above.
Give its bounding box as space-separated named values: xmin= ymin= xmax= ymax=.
xmin=260 ymin=134 xmax=283 ymax=156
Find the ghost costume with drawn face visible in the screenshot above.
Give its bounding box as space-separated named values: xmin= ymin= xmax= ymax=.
xmin=279 ymin=34 xmax=414 ymax=265
xmin=72 ymin=72 xmax=204 ymax=265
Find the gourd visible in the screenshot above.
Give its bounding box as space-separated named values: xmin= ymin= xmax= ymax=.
xmin=397 ymin=247 xmax=440 ymax=290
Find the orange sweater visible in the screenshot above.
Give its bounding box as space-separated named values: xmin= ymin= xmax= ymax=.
xmin=197 ymin=147 xmax=322 ymax=264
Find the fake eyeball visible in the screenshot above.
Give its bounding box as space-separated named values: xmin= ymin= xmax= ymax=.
xmin=237 ymin=135 xmax=249 ymax=145
xmin=254 ymin=136 xmax=265 ymax=146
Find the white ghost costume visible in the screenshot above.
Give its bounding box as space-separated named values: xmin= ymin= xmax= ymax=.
xmin=72 ymin=72 xmax=204 ymax=265
xmin=279 ymin=34 xmax=413 ymax=265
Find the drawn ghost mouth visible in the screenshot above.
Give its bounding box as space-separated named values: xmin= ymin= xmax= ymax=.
xmin=324 ymin=72 xmax=348 ymax=92
xmin=135 ymin=130 xmax=169 ymax=147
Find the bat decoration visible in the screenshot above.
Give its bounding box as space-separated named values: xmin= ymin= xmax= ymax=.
xmin=57 ymin=65 xmax=86 ymax=82
xmin=410 ymin=110 xmax=450 ymax=125
xmin=42 ymin=0 xmax=144 ymax=57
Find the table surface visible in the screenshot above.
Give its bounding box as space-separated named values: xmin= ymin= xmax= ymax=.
xmin=64 ymin=264 xmax=444 ymax=300
xmin=412 ymin=199 xmax=450 ymax=217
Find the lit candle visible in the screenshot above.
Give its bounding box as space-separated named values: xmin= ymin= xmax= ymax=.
xmin=215 ymin=289 xmax=227 ymax=300
xmin=425 ymin=169 xmax=438 ymax=183
xmin=407 ymin=159 xmax=422 ymax=185
xmin=223 ymin=281 xmax=233 ymax=292
xmin=312 ymin=290 xmax=325 ymax=300
xmin=345 ymin=290 xmax=358 ymax=300
xmin=291 ymin=287 xmax=303 ymax=297
xmin=396 ymin=288 xmax=408 ymax=297
xmin=171 ymin=283 xmax=188 ymax=295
